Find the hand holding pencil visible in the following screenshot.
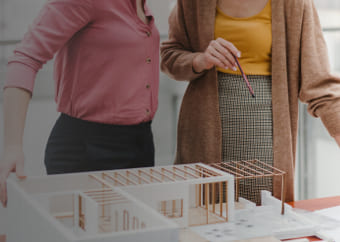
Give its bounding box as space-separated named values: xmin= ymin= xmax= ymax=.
xmin=192 ymin=37 xmax=255 ymax=98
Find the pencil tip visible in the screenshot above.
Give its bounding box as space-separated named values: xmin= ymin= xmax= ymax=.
xmin=252 ymin=95 xmax=256 ymax=98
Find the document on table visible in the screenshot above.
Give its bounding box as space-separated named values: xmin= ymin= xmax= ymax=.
xmin=315 ymin=206 xmax=340 ymax=241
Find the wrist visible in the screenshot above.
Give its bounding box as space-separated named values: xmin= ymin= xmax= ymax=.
xmin=192 ymin=53 xmax=206 ymax=73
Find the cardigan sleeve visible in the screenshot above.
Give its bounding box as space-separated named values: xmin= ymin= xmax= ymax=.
xmin=160 ymin=1 xmax=206 ymax=81
xmin=298 ymin=0 xmax=340 ymax=137
xmin=4 ymin=0 xmax=94 ymax=93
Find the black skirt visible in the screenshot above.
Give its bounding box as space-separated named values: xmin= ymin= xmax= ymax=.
xmin=44 ymin=113 xmax=154 ymax=174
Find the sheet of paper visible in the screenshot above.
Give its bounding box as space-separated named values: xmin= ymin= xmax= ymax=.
xmin=315 ymin=206 xmax=340 ymax=222
xmin=315 ymin=206 xmax=340 ymax=242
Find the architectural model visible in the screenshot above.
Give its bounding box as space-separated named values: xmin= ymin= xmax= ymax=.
xmin=6 ymin=160 xmax=334 ymax=242
xmin=6 ymin=163 xmax=234 ymax=242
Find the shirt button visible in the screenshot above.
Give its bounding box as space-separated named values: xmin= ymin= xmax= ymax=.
xmin=146 ymin=109 xmax=150 ymax=115
xmin=146 ymin=84 xmax=150 ymax=89
xmin=146 ymin=31 xmax=151 ymax=37
xmin=146 ymin=58 xmax=151 ymax=64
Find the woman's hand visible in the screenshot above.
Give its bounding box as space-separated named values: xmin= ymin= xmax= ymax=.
xmin=0 ymin=145 xmax=26 ymax=207
xmin=193 ymin=37 xmax=241 ymax=73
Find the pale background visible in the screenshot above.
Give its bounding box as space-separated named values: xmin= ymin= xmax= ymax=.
xmin=0 ymin=0 xmax=340 ymax=234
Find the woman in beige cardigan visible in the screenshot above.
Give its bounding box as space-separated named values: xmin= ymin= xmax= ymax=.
xmin=161 ymin=0 xmax=340 ymax=203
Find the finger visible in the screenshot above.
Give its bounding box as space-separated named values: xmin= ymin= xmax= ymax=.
xmin=0 ymin=164 xmax=16 ymax=207
xmin=206 ymin=55 xmax=226 ymax=70
xmin=0 ymin=178 xmax=7 ymax=208
xmin=216 ymin=38 xmax=241 ymax=58
xmin=15 ymin=162 xmax=26 ymax=180
xmin=212 ymin=42 xmax=238 ymax=69
xmin=208 ymin=47 xmax=234 ymax=70
xmin=209 ymin=44 xmax=236 ymax=70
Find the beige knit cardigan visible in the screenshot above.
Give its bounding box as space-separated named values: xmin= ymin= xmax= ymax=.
xmin=161 ymin=0 xmax=340 ymax=202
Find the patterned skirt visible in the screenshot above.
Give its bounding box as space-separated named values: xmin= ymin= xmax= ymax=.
xmin=218 ymin=72 xmax=273 ymax=205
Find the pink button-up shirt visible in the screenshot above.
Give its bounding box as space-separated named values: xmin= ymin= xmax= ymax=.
xmin=5 ymin=0 xmax=160 ymax=125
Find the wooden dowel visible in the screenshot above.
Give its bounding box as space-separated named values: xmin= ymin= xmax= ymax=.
xmin=139 ymin=170 xmax=163 ymax=183
xmin=97 ymin=199 xmax=130 ymax=206
xmin=195 ymin=184 xmax=199 ymax=207
xmin=205 ymin=183 xmax=209 ymax=224
xmin=150 ymin=168 xmax=175 ymax=181
xmin=281 ymin=173 xmax=286 ymax=215
xmin=230 ymin=161 xmax=264 ymax=176
xmin=210 ymin=163 xmax=245 ymax=178
xmin=253 ymin=159 xmax=285 ymax=174
xmin=95 ymin=197 xmax=128 ymax=203
xmin=162 ymin=201 xmax=167 ymax=216
xmin=172 ymin=200 xmax=176 ymax=217
xmin=199 ymin=183 xmax=202 ymax=206
xmin=54 ymin=212 xmax=74 ymax=219
xmin=174 ymin=166 xmax=200 ymax=178
xmin=84 ymin=188 xmax=112 ymax=194
xmin=241 ymin=160 xmax=273 ymax=175
xmin=184 ymin=165 xmax=212 ymax=177
xmin=236 ymin=177 xmax=240 ymax=202
xmin=161 ymin=167 xmax=187 ymax=180
xmin=127 ymin=170 xmax=150 ymax=184
xmin=113 ymin=172 xmax=138 ymax=185
xmin=212 ymin=183 xmax=216 ymax=213
xmin=196 ymin=165 xmax=221 ymax=176
xmin=103 ymin=173 xmax=129 ymax=186
xmin=87 ymin=193 xmax=122 ymax=199
xmin=225 ymin=181 xmax=228 ymax=221
xmin=221 ymin=162 xmax=254 ymax=176
xmin=219 ymin=182 xmax=223 ymax=217
xmin=89 ymin=174 xmax=119 ymax=187
xmin=89 ymin=174 xmax=116 ymax=187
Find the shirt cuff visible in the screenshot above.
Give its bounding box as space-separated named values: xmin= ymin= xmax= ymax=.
xmin=4 ymin=62 xmax=37 ymax=93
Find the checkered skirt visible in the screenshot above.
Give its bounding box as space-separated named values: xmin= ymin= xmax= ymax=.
xmin=218 ymin=72 xmax=273 ymax=205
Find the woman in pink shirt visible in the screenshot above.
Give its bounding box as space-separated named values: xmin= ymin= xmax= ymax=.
xmin=0 ymin=0 xmax=160 ymax=206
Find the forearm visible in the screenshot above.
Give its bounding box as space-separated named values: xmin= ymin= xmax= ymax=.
xmin=161 ymin=47 xmax=205 ymax=81
xmin=3 ymin=87 xmax=31 ymax=149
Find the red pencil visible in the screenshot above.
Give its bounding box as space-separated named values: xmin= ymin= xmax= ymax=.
xmin=232 ymin=54 xmax=255 ymax=98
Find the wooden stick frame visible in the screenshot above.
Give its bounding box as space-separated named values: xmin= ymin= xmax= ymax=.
xmin=210 ymin=159 xmax=287 ymax=214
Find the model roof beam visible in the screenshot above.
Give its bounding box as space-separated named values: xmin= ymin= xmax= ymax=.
xmin=138 ymin=169 xmax=164 ymax=183
xmin=229 ymin=161 xmax=265 ymax=176
xmin=237 ymin=160 xmax=274 ymax=175
xmin=172 ymin=166 xmax=200 ymax=179
xmin=161 ymin=167 xmax=187 ymax=180
xmin=149 ymin=168 xmax=176 ymax=182
xmin=183 ymin=165 xmax=214 ymax=178
xmin=251 ymin=159 xmax=285 ymax=175
xmin=212 ymin=162 xmax=253 ymax=177
xmin=105 ymin=172 xmax=138 ymax=186
xmin=125 ymin=170 xmax=151 ymax=184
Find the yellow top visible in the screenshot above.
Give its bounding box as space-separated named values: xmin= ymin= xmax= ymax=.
xmin=215 ymin=0 xmax=272 ymax=75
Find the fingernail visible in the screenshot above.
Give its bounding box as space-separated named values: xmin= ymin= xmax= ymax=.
xmin=237 ymin=52 xmax=241 ymax=58
xmin=232 ymin=66 xmax=237 ymax=71
xmin=225 ymin=66 xmax=229 ymax=70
